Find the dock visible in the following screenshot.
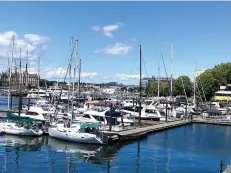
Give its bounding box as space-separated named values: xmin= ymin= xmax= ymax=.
xmin=193 ymin=117 xmax=231 ymax=126
xmin=104 ymin=117 xmax=231 ymax=142
xmin=104 ymin=119 xmax=190 ymax=142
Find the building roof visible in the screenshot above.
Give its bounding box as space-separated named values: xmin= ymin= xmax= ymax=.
xmin=215 ymin=90 xmax=231 ymax=94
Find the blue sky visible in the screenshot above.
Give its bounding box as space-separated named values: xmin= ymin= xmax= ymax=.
xmin=0 ymin=2 xmax=230 ymax=84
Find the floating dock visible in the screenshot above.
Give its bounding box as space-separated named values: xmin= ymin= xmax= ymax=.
xmin=104 ymin=117 xmax=231 ymax=142
xmin=104 ymin=119 xmax=190 ymax=142
xmin=193 ymin=117 xmax=231 ymax=126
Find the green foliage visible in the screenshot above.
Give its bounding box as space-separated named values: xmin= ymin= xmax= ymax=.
xmin=146 ymin=76 xmax=193 ymax=97
xmin=197 ymin=63 xmax=231 ymax=100
xmin=145 ymin=80 xmax=169 ymax=96
xmin=173 ymin=76 xmax=193 ymax=97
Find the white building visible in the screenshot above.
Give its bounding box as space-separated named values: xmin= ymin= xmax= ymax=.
xmin=102 ymin=88 xmax=116 ymax=95
xmin=195 ymin=69 xmax=206 ymax=79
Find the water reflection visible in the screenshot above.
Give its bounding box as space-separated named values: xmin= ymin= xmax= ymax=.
xmin=0 ymin=135 xmax=44 ymax=152
xmin=136 ymin=140 xmax=140 ymax=173
xmin=46 ymin=136 xmax=120 ymax=165
xmin=1 ymin=124 xmax=231 ymax=172
xmin=0 ymin=134 xmax=132 ymax=172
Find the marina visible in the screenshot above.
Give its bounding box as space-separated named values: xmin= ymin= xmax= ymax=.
xmin=1 ymin=92 xmax=231 ymax=172
xmin=0 ymin=1 xmax=231 ymax=172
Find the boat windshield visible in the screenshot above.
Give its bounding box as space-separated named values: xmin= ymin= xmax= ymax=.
xmin=145 ymin=101 xmax=152 ymax=105
xmin=26 ymin=111 xmax=39 ymax=116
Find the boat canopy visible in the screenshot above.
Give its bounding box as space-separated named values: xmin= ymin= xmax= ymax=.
xmin=79 ymin=122 xmax=101 ymax=133
xmin=7 ymin=111 xmax=33 ymax=123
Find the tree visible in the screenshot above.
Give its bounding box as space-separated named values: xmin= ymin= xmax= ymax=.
xmin=172 ymin=76 xmax=193 ymax=97
xmin=197 ymin=63 xmax=231 ymax=100
xmin=145 ymin=81 xmax=158 ymax=96
xmin=145 ymin=81 xmax=169 ymax=97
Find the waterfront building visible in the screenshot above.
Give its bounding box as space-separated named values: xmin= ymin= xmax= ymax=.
xmin=214 ymin=85 xmax=231 ymax=101
xmin=195 ymin=69 xmax=206 ymax=79
xmin=142 ymin=76 xmax=169 ymax=88
xmin=1 ymin=71 xmax=39 ymax=88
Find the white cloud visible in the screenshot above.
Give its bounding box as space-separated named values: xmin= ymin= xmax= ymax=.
xmin=24 ymin=34 xmax=50 ymax=45
xmin=94 ymin=42 xmax=132 ymax=55
xmin=0 ymin=31 xmax=50 ymax=60
xmin=81 ymin=72 xmax=99 ymax=78
xmin=104 ymin=31 xmax=113 ymax=38
xmin=114 ymin=73 xmax=145 ymax=81
xmin=29 ymin=66 xmax=100 ymax=80
xmin=91 ymin=23 xmax=123 ymax=38
xmin=91 ymin=26 xmax=101 ymax=32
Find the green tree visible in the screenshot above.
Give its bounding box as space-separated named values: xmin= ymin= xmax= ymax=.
xmin=197 ymin=63 xmax=231 ymax=100
xmin=172 ymin=76 xmax=193 ymax=97
xmin=145 ymin=81 xmax=158 ymax=95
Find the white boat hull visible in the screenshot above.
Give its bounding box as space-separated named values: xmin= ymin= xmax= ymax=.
xmin=48 ymin=127 xmax=107 ymax=145
xmin=0 ymin=122 xmax=43 ymax=136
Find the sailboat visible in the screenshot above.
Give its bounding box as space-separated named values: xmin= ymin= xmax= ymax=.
xmin=48 ymin=122 xmax=108 ymax=144
xmin=48 ymin=39 xmax=108 ymax=144
xmin=0 ymin=37 xmax=43 ymax=136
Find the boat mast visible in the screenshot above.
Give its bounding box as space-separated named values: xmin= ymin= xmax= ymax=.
xmin=78 ymin=58 xmax=81 ymax=108
xmin=55 ymin=38 xmax=75 ymax=117
xmin=157 ymin=51 xmax=160 ymax=100
xmin=139 ymin=45 xmax=142 ymax=126
xmin=8 ymin=36 xmax=15 ymax=110
xmin=26 ymin=51 xmax=28 ymax=87
xmin=71 ymin=40 xmax=78 ymax=121
xmin=193 ymin=61 xmax=196 ymax=105
xmin=68 ymin=37 xmax=73 ymax=113
xmin=170 ymin=43 xmax=173 ymax=101
xmin=19 ymin=47 xmax=22 ymax=93
xmin=18 ymin=47 xmax=22 ymax=116
xmin=37 ymin=57 xmax=40 ymax=100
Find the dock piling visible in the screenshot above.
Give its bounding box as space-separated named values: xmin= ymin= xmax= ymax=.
xmin=220 ymin=160 xmax=223 ymax=173
xmin=109 ymin=104 xmax=112 ymax=131
xmin=165 ymin=101 xmax=168 ymax=122
xmin=10 ymin=95 xmax=13 ymax=110
xmin=185 ymin=103 xmax=188 ymax=119
xmin=28 ymin=98 xmax=31 ymax=110
xmin=121 ymin=114 xmax=124 ymax=129
xmin=18 ymin=95 xmax=22 ymax=116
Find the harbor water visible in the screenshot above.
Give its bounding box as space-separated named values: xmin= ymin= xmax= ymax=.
xmin=0 ymin=124 xmax=231 ymax=172
xmin=0 ymin=93 xmax=231 ymax=172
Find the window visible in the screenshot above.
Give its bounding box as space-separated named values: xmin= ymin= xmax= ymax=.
xmin=83 ymin=114 xmax=90 ymax=119
xmin=92 ymin=115 xmax=104 ymax=122
xmin=26 ymin=111 xmax=39 ymax=116
xmin=145 ymin=101 xmax=152 ymax=105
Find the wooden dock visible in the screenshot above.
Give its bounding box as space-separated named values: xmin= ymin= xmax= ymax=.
xmin=104 ymin=119 xmax=191 ymax=142
xmin=193 ymin=117 xmax=231 ymax=126
xmin=105 ymin=117 xmax=231 ymax=142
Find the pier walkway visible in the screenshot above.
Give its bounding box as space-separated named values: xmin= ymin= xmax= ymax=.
xmin=193 ymin=117 xmax=231 ymax=126
xmin=104 ymin=119 xmax=190 ymax=141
